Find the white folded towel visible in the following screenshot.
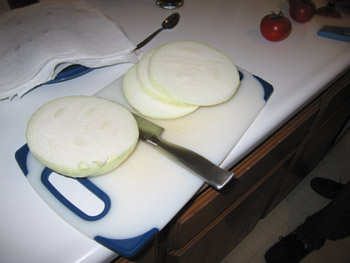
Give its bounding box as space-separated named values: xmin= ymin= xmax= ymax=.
xmin=0 ymin=0 xmax=138 ymax=99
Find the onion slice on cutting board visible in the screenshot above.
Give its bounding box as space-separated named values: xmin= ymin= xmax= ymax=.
xmin=149 ymin=40 xmax=240 ymax=106
xmin=137 ymin=48 xmax=177 ymax=105
xmin=123 ymin=63 xmax=199 ymax=119
xmin=26 ymin=96 xmax=139 ymax=177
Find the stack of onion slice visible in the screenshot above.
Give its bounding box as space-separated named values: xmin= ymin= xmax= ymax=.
xmin=122 ymin=40 xmax=240 ymax=119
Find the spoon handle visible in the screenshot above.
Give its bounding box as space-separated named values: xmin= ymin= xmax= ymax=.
xmin=135 ymin=28 xmax=163 ymax=50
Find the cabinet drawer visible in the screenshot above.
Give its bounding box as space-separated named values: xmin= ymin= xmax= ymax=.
xmin=167 ymin=100 xmax=319 ymax=250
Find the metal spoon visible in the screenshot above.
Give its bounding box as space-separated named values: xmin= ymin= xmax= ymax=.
xmin=135 ymin=13 xmax=180 ymax=50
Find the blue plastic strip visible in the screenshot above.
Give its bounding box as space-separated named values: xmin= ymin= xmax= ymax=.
xmin=45 ymin=65 xmax=93 ymax=84
xmin=15 ymin=144 xmax=29 ymax=176
xmin=238 ymin=70 xmax=243 ymax=81
xmin=253 ymin=75 xmax=274 ymax=101
xmin=95 ymin=228 xmax=159 ymax=258
xmin=41 ymin=168 xmax=111 ymax=221
xmin=318 ymin=26 xmax=350 ymax=42
xmin=238 ymin=70 xmax=244 ymax=81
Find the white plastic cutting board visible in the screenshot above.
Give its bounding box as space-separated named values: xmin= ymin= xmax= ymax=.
xmin=15 ymin=68 xmax=273 ymax=257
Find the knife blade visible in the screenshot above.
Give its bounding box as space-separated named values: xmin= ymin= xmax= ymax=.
xmin=132 ymin=113 xmax=234 ymax=190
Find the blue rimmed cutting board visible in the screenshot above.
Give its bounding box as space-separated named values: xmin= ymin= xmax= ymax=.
xmin=15 ymin=68 xmax=273 ymax=258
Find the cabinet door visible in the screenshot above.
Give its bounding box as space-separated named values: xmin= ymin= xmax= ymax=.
xmin=292 ymin=100 xmax=350 ymax=178
xmin=291 ymin=69 xmax=350 ymax=180
xmin=317 ymin=70 xmax=350 ymax=125
xmin=168 ymin=154 xmax=294 ymax=263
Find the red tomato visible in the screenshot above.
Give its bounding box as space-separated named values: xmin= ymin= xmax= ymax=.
xmin=289 ymin=0 xmax=316 ymax=23
xmin=260 ymin=11 xmax=292 ymax=42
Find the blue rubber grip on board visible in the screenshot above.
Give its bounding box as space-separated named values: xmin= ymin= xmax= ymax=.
xmin=15 ymin=144 xmax=111 ymax=221
xmin=95 ymin=228 xmax=159 ymax=258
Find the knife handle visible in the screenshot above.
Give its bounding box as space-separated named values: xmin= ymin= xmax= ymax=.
xmin=147 ymin=136 xmax=235 ymax=190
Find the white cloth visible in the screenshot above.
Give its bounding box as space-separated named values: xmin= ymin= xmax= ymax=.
xmin=0 ymin=0 xmax=138 ymax=99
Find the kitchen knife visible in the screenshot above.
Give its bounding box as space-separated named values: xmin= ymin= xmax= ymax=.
xmin=132 ymin=113 xmax=234 ymax=190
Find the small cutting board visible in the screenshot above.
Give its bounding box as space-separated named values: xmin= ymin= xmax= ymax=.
xmin=16 ymin=68 xmax=273 ymax=257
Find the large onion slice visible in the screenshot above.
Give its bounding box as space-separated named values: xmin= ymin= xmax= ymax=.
xmin=123 ymin=63 xmax=198 ymax=119
xmin=26 ymin=96 xmax=139 ymax=177
xmin=149 ymin=40 xmax=240 ymax=106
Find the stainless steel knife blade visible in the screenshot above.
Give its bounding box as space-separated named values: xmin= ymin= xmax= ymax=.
xmin=132 ymin=113 xmax=234 ymax=190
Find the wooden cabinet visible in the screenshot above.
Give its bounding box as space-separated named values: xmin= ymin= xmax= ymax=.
xmin=115 ymin=68 xmax=350 ymax=263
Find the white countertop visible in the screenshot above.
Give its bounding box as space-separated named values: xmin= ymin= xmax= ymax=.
xmin=0 ymin=0 xmax=349 ymax=262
